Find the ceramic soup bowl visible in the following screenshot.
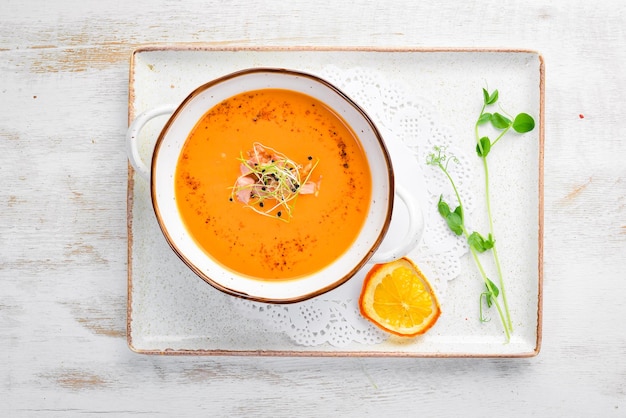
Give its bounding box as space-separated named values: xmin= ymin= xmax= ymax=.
xmin=127 ymin=68 xmax=424 ymax=303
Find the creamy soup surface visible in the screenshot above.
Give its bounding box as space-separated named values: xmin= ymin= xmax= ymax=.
xmin=175 ymin=88 xmax=372 ymax=280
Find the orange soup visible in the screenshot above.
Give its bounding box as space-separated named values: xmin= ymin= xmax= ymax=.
xmin=175 ymin=88 xmax=372 ymax=280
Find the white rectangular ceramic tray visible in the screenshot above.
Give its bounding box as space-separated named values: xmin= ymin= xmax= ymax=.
xmin=127 ymin=46 xmax=544 ymax=357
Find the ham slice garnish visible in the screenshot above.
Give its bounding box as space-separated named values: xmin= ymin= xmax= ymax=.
xmin=240 ymin=163 xmax=252 ymax=176
xmin=299 ymin=182 xmax=316 ymax=195
xmin=299 ymin=177 xmax=322 ymax=196
xmin=235 ymin=176 xmax=255 ymax=204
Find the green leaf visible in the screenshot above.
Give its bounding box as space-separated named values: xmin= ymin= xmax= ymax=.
xmin=486 ymin=233 xmax=494 ymax=247
xmin=477 ymin=113 xmax=491 ymax=125
xmin=484 ymin=278 xmax=500 ymax=307
xmin=445 ymin=211 xmax=463 ymax=236
xmin=483 ymin=89 xmax=498 ymax=105
xmin=468 ymin=232 xmax=482 ymax=251
xmin=486 ymin=277 xmax=499 ymax=298
xmin=437 ymin=195 xmax=450 ymax=217
xmin=512 ymin=113 xmax=535 ymax=133
xmin=468 ymin=232 xmax=495 ymax=253
xmin=453 ymin=204 xmax=464 ymax=224
xmin=437 ymin=196 xmax=463 ymax=235
xmin=475 ymin=136 xmax=491 ymax=157
xmin=487 ymin=90 xmax=499 ymax=105
xmin=490 ymin=112 xmax=512 ymax=129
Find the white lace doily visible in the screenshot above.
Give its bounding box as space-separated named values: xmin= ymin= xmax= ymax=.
xmin=230 ymin=66 xmax=478 ymax=347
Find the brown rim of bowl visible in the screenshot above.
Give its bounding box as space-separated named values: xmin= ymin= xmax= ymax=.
xmin=149 ymin=67 xmax=395 ymax=304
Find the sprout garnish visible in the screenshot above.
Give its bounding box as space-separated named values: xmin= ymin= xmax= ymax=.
xmin=230 ymin=142 xmax=321 ymax=222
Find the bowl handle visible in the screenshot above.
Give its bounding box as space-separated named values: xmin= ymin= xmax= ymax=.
xmin=126 ymin=104 xmax=177 ymax=180
xmin=370 ymin=184 xmax=425 ymax=264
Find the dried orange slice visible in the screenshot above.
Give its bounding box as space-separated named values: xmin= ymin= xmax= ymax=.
xmin=359 ymin=257 xmax=441 ymax=337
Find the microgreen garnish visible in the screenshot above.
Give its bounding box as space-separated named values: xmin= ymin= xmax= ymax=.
xmin=230 ymin=143 xmax=320 ymax=222
xmin=427 ymin=87 xmax=536 ymax=342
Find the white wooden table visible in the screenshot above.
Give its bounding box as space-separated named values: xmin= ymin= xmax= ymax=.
xmin=2 ymin=0 xmax=625 ymax=416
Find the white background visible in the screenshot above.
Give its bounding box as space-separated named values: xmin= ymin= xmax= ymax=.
xmin=1 ymin=0 xmax=625 ymax=416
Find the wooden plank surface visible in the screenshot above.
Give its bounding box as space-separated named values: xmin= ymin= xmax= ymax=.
xmin=1 ymin=0 xmax=625 ymax=416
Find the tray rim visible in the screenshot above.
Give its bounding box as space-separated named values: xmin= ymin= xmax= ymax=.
xmin=126 ymin=45 xmax=545 ymax=358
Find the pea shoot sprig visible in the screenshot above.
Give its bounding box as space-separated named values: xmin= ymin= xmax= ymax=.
xmin=427 ymin=88 xmax=535 ymax=342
